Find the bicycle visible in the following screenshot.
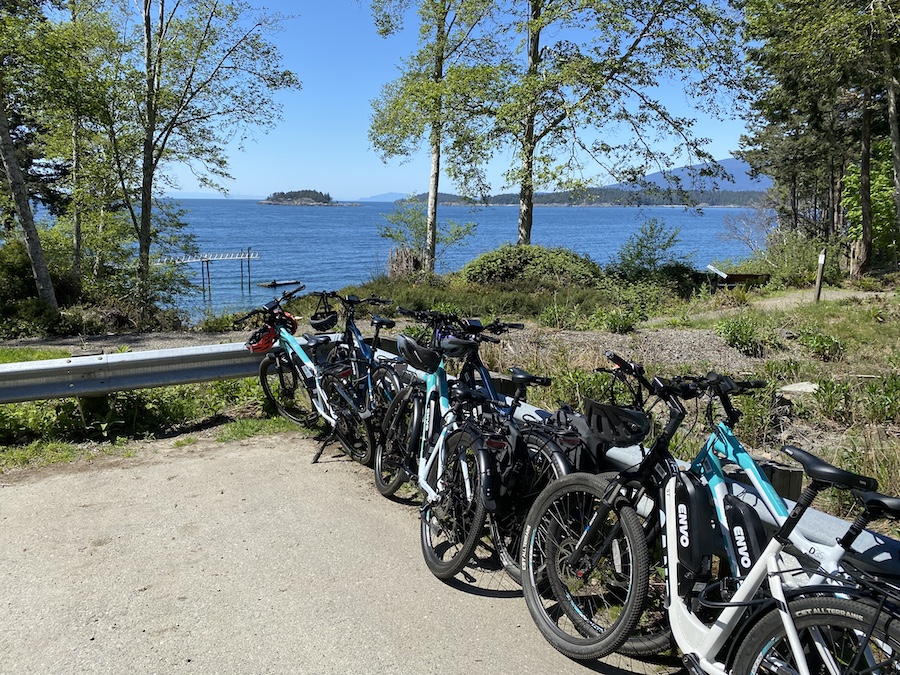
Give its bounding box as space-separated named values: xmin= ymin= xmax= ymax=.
xmin=306 ymin=291 xmax=402 ymax=465
xmin=730 ymin=486 xmax=900 ymax=675
xmin=376 ymin=313 xmax=495 ymax=579
xmin=520 ymin=350 xmax=889 ymax=667
xmin=237 ymin=285 xmax=372 ymax=465
xmin=433 ymin=314 xmax=576 ymax=583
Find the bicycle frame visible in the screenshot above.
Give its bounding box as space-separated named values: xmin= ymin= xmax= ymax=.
xmin=411 ymin=358 xmax=470 ymax=505
xmin=274 ymin=327 xmax=339 ymax=427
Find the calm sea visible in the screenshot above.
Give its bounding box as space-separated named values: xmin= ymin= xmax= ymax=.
xmin=174 ymin=199 xmax=754 ymax=319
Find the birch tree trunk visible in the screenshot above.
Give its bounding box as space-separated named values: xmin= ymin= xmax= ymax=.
xmin=0 ymin=81 xmax=59 ymax=310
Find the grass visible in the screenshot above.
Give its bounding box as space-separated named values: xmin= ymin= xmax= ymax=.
xmin=0 ymin=346 xmax=71 ymax=363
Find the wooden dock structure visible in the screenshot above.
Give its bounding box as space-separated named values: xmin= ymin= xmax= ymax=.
xmin=160 ymin=249 xmax=259 ymax=293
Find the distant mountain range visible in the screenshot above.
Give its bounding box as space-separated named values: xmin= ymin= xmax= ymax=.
xmin=641 ymin=157 xmax=771 ymax=192
xmin=355 ymin=158 xmax=770 ymax=203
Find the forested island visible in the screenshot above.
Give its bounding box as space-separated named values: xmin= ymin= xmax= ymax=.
xmin=408 ymin=187 xmax=766 ymax=208
xmin=259 ymin=189 xmax=334 ymax=205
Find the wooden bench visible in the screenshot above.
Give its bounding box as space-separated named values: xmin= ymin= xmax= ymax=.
xmin=707 ymin=265 xmax=770 ymax=290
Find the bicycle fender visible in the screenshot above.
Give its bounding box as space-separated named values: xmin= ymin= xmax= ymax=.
xmin=475 ymin=445 xmax=498 ymax=513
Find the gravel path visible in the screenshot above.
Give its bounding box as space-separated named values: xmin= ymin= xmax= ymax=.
xmin=0 ymin=433 xmax=672 ymax=675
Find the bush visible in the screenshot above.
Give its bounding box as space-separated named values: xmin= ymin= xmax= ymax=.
xmin=607 ymin=219 xmax=692 ymax=285
xmin=460 ymin=244 xmax=604 ymax=288
xmin=715 ymin=315 xmax=767 ymax=357
xmin=747 ymin=228 xmax=842 ymax=288
xmin=797 ymin=330 xmax=845 ymax=362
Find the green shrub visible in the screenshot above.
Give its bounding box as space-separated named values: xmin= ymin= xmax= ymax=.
xmin=539 ymin=302 xmax=581 ymax=330
xmin=797 ymin=331 xmax=845 ymax=362
xmin=460 ymin=244 xmax=603 ymax=288
xmin=607 ymin=219 xmax=691 ymax=283
xmin=716 ymin=315 xmax=766 ymax=357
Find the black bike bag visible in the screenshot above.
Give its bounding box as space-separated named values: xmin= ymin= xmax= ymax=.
xmin=675 ymin=472 xmax=716 ymax=599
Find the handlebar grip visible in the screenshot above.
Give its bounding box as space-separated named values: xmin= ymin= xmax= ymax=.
xmin=481 ymin=335 xmax=500 ymax=344
xmin=605 ymin=350 xmax=642 ymax=375
xmin=506 ymin=322 xmax=525 ymax=330
xmin=368 ymin=297 xmax=392 ymax=305
xmin=737 ymin=379 xmax=767 ymax=392
xmin=282 ymin=284 xmax=306 ymax=299
xmin=533 ymin=375 xmax=551 ymax=387
xmin=398 ymin=307 xmax=416 ymax=316
xmin=233 ymin=309 xmax=257 ymax=324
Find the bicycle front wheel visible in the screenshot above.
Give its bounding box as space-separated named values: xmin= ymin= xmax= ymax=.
xmin=259 ymin=352 xmax=318 ymax=427
xmin=733 ymin=596 xmax=900 ymax=675
xmin=420 ymin=428 xmax=488 ymax=580
xmin=489 ymin=429 xmax=566 ymax=584
xmin=521 ymin=472 xmax=649 ymax=661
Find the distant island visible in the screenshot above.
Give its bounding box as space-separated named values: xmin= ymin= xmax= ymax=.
xmin=407 ymin=187 xmax=767 ymax=208
xmin=259 ymin=189 xmax=334 ymax=206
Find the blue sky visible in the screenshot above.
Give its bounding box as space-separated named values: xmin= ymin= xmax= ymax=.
xmin=169 ymin=1 xmax=750 ymax=202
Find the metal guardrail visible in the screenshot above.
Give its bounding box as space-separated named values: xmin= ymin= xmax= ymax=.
xmin=0 ymin=343 xmax=263 ymax=404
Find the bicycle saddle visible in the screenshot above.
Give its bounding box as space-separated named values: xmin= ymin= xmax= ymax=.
xmin=780 ymin=445 xmax=878 ymax=492
xmin=397 ymin=335 xmax=441 ymax=374
xmin=371 ymin=316 xmax=396 ymax=330
xmin=301 ymin=333 xmax=331 ymax=348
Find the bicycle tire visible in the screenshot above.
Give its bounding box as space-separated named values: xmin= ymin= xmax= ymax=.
xmin=489 ymin=429 xmax=565 ymax=584
xmin=375 ymin=390 xmax=418 ymax=497
xmin=259 ymin=352 xmax=318 ymax=427
xmin=732 ymin=596 xmax=900 ymax=675
xmin=591 ymin=471 xmax=672 ymax=658
xmin=420 ymin=427 xmax=488 ymax=580
xmin=369 ymin=364 xmax=402 ymax=429
xmin=521 ymin=472 xmax=650 ymax=661
xmin=321 ymin=373 xmax=376 ymax=466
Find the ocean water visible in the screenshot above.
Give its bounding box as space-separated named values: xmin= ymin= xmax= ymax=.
xmin=174 ymin=199 xmax=754 ymax=318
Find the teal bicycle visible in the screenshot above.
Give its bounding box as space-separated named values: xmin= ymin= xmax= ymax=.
xmin=237 ymin=285 xmax=372 ymax=465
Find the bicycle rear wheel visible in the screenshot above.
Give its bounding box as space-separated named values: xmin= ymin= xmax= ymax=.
xmin=733 ymin=596 xmax=900 ymax=675
xmin=375 ymin=389 xmax=418 ymax=497
xmin=370 ymin=364 xmax=402 ymax=429
xmin=420 ymin=428 xmax=487 ymax=580
xmin=321 ymin=373 xmax=375 ymax=466
xmin=259 ymin=352 xmax=318 ymax=427
xmin=521 ymin=472 xmax=649 ymax=661
xmin=489 ymin=429 xmax=565 ymax=584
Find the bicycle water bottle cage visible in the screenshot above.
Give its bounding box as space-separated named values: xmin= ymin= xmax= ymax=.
xmin=583 ymin=399 xmax=650 ymax=447
xmin=246 ymin=324 xmax=276 ymax=353
xmin=309 ymin=293 xmax=338 ymax=332
xmin=397 ymin=334 xmax=441 ymax=374
xmin=440 ymin=335 xmax=477 ymax=358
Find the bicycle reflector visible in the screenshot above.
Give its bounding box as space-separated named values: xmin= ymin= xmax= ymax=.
xmin=583 ymin=399 xmax=651 ymax=447
xmin=246 ymin=324 xmax=276 ymax=353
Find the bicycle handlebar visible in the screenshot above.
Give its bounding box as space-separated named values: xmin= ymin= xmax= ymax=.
xmin=233 ymin=284 xmax=305 ymax=326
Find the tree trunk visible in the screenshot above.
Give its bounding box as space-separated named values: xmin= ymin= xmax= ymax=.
xmin=886 ymin=61 xmax=900 ymax=270
xmin=71 ymin=117 xmax=83 ymax=288
xmin=137 ymin=0 xmax=160 ymax=327
xmin=517 ymin=0 xmax=542 ymax=246
xmin=0 ymin=81 xmax=59 ymax=310
xmin=425 ymin=122 xmax=440 ymax=274
xmin=852 ymin=89 xmax=873 ymax=279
